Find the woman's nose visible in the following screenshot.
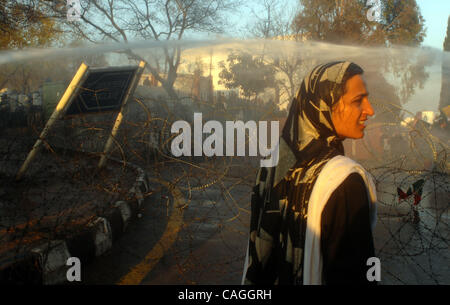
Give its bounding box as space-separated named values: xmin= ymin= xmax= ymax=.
xmin=363 ymin=98 xmax=375 ymax=117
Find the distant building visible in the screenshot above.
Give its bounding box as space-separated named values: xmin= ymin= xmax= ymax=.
xmin=401 ymin=116 xmax=415 ymax=127
xmin=402 ymin=110 xmax=440 ymax=127
xmin=173 ymin=73 xmax=214 ymax=103
xmin=420 ymin=111 xmax=437 ymax=125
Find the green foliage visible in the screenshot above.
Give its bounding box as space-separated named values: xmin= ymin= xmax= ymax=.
xmin=291 ymin=0 xmax=430 ymax=109
xmin=439 ymin=16 xmax=450 ymax=110
xmin=293 ymin=0 xmax=425 ymax=46
xmin=218 ymin=52 xmax=276 ymax=100
xmin=0 ymin=0 xmax=61 ymax=49
xmin=444 ymin=16 xmax=450 ymax=51
xmin=380 ymin=0 xmax=426 ymax=46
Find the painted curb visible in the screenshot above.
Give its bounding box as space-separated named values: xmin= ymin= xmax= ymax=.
xmin=0 ymin=159 xmax=150 ymax=285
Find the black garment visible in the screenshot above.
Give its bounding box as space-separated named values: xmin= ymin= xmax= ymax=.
xmin=243 ymin=62 xmax=370 ymax=285
xmin=321 ymin=172 xmax=376 ymax=285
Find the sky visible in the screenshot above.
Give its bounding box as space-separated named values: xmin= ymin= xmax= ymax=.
xmin=229 ymin=0 xmax=449 ymax=50
xmin=405 ymin=1 xmax=449 ymax=114
xmin=416 ymin=0 xmax=450 ymax=50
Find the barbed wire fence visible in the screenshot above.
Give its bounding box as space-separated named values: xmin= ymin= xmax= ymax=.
xmin=0 ymin=80 xmax=448 ymax=284
xmin=358 ymin=100 xmax=449 ymax=285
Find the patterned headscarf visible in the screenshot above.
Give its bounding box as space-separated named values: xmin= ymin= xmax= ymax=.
xmin=244 ymin=61 xmax=364 ymax=285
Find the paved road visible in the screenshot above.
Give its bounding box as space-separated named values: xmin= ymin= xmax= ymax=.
xmin=79 ymin=159 xmax=254 ymax=285
xmin=78 ymin=158 xmax=449 ymax=285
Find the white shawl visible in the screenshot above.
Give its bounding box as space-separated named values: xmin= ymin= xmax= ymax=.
xmin=303 ymin=155 xmax=377 ymax=285
xmin=241 ymin=155 xmax=377 ymax=285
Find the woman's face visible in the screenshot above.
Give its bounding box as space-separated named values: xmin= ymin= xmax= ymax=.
xmin=331 ymin=74 xmax=374 ymax=139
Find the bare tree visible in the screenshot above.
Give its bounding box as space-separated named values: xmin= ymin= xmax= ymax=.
xmin=0 ymin=0 xmax=63 ymax=49
xmin=246 ymin=0 xmax=431 ymax=111
xmin=248 ymin=0 xmax=295 ymax=39
xmin=47 ymin=0 xmax=239 ymax=99
xmin=246 ymin=0 xmax=307 ymax=104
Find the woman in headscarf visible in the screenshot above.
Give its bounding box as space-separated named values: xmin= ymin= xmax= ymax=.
xmin=242 ymin=61 xmax=377 ymax=285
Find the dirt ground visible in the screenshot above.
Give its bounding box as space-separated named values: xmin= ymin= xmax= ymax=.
xmin=0 ymin=138 xmax=137 ymax=270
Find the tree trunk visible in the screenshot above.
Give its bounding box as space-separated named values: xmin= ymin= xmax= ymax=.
xmin=439 ymin=54 xmax=450 ymax=110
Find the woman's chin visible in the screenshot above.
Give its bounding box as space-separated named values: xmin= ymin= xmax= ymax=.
xmin=344 ymin=132 xmax=364 ymax=139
